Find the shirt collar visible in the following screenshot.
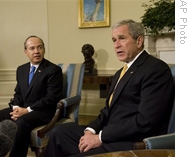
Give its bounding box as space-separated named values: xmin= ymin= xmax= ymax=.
xmin=30 ymin=63 xmax=40 ymax=73
xmin=125 ymin=50 xmax=144 ymax=68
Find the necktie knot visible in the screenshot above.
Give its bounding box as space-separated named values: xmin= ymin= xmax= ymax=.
xmin=30 ymin=66 xmax=36 ymax=73
xmin=119 ymin=64 xmax=128 ymax=80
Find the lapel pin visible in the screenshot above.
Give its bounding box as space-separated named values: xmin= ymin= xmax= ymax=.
xmin=130 ymin=71 xmax=134 ymax=74
xmin=38 ymin=70 xmax=42 ymax=72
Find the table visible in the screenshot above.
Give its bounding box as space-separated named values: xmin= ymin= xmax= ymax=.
xmin=83 ymin=74 xmax=113 ymax=98
xmin=86 ymin=149 xmax=175 ymax=157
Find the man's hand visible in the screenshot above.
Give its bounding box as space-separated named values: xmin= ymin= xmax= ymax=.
xmin=78 ymin=131 xmax=102 ymax=153
xmin=10 ymin=107 xmax=28 ymax=121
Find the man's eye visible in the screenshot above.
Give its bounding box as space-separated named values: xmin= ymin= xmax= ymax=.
xmin=112 ymin=39 xmax=116 ymax=42
xmin=29 ymin=47 xmax=35 ymax=50
xmin=119 ymin=36 xmax=125 ymax=40
xmin=38 ymin=46 xmax=42 ymax=49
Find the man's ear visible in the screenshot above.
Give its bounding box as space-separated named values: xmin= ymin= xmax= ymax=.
xmin=137 ymin=35 xmax=144 ymax=48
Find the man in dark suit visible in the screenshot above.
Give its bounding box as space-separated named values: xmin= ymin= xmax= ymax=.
xmin=0 ymin=35 xmax=63 ymax=157
xmin=44 ymin=19 xmax=174 ymax=157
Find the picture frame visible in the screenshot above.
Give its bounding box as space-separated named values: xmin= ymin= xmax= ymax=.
xmin=78 ymin=0 xmax=110 ymax=28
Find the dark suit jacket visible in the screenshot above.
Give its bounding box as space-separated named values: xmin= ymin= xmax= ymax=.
xmin=13 ymin=58 xmax=63 ymax=119
xmin=87 ymin=51 xmax=174 ymax=150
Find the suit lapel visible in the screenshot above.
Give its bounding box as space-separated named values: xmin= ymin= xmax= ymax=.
xmin=109 ymin=51 xmax=149 ymax=107
xmin=23 ymin=63 xmax=31 ymax=95
xmin=109 ymin=66 xmax=137 ymax=107
xmin=26 ymin=59 xmax=46 ymax=95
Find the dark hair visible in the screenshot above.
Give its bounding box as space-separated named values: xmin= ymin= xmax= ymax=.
xmin=81 ymin=44 xmax=94 ymax=56
xmin=24 ymin=35 xmax=45 ymax=50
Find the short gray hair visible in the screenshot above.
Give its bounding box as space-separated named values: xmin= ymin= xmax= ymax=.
xmin=112 ymin=19 xmax=145 ymax=41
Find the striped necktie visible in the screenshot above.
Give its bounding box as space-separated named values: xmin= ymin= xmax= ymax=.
xmin=28 ymin=66 xmax=36 ymax=85
xmin=109 ymin=64 xmax=128 ymax=105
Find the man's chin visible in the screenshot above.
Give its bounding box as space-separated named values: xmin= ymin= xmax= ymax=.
xmin=118 ymin=57 xmax=126 ymax=62
xmin=33 ymin=58 xmax=43 ymax=64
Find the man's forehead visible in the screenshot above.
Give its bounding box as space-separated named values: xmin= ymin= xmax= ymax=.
xmin=26 ymin=38 xmax=43 ymax=45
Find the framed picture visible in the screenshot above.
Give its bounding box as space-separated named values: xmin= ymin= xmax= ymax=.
xmin=78 ymin=0 xmax=110 ymax=28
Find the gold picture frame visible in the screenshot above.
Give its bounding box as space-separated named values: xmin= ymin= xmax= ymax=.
xmin=78 ymin=0 xmax=110 ymax=28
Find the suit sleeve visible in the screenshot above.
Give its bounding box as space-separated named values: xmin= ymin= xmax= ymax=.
xmin=13 ymin=67 xmax=25 ymax=107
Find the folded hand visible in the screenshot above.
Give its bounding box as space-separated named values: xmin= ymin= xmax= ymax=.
xmin=78 ymin=131 xmax=102 ymax=153
xmin=10 ymin=107 xmax=28 ymax=121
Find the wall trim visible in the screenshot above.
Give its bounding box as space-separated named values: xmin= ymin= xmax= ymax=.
xmin=0 ymin=69 xmax=16 ymax=81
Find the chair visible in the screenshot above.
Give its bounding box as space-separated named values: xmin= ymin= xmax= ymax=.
xmin=30 ymin=63 xmax=85 ymax=157
xmin=134 ymin=65 xmax=175 ymax=150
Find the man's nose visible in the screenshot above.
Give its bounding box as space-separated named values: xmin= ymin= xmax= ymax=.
xmin=114 ymin=40 xmax=121 ymax=48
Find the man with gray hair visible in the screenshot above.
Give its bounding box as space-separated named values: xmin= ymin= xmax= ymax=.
xmin=44 ymin=19 xmax=174 ymax=157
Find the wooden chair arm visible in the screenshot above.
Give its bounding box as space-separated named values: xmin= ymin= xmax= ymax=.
xmin=37 ymin=102 xmax=64 ymax=138
xmin=133 ymin=141 xmax=146 ymax=150
xmin=37 ymin=95 xmax=80 ymax=138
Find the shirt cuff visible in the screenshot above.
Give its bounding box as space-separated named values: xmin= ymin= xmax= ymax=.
xmin=12 ymin=105 xmax=19 ymax=109
xmin=27 ymin=106 xmax=33 ymax=112
xmin=99 ymin=130 xmax=102 ymax=143
xmin=84 ymin=127 xmax=96 ymax=134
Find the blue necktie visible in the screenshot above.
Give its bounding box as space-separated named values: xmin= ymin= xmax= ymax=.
xmin=28 ymin=66 xmax=36 ymax=85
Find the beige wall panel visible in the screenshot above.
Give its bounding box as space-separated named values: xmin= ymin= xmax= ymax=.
xmin=0 ymin=0 xmax=49 ymax=70
xmin=0 ymin=81 xmax=16 ymax=109
xmin=47 ymin=0 xmax=148 ymax=74
xmin=0 ymin=69 xmax=16 ymax=109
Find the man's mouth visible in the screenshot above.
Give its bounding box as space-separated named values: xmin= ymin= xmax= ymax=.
xmin=117 ymin=51 xmax=124 ymax=55
xmin=34 ymin=56 xmax=41 ymax=58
